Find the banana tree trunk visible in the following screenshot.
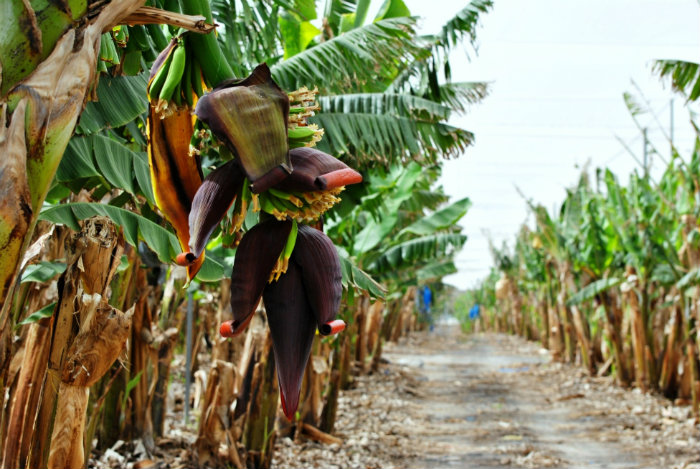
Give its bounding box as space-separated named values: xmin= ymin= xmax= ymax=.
xmin=600 ymin=291 xmax=630 ymax=386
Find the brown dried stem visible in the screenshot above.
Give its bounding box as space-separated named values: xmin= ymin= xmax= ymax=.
xmin=123 ymin=6 xmax=215 ymax=33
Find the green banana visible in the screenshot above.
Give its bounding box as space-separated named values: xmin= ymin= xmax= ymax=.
xmin=148 ymin=51 xmax=174 ymax=101
xmin=259 ymin=194 xmax=279 ymax=216
xmin=172 ymin=80 xmax=182 ymax=106
xmin=282 ymin=220 xmax=298 ymax=259
xmin=159 ymin=40 xmax=187 ymax=103
xmin=146 ymin=24 xmax=169 ymax=51
xmin=268 ymin=188 xmax=294 ymax=201
xmin=182 ymin=50 xmax=193 ymax=107
xmin=288 ymin=126 xmax=317 ymax=141
xmin=191 ymin=57 xmax=204 ymax=98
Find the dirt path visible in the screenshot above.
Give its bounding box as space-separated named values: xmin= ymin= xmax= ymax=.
xmin=274 ymin=322 xmax=700 ymax=468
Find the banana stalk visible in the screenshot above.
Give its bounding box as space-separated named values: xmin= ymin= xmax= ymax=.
xmin=179 ymin=0 xmax=233 ymax=87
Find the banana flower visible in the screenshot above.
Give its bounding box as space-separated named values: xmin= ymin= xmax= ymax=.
xmin=181 ymin=148 xmax=362 ymax=419
xmin=218 ymin=219 xmax=343 ymax=418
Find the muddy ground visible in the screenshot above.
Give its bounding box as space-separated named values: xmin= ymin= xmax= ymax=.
xmin=274 ymin=322 xmax=700 ymax=469
xmin=94 ymin=322 xmax=700 ymax=468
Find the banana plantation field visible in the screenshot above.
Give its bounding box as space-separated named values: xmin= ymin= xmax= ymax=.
xmin=2 ymin=0 xmax=700 ymax=468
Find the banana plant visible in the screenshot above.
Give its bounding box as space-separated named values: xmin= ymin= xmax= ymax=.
xmin=0 ymin=0 xmax=149 ymax=315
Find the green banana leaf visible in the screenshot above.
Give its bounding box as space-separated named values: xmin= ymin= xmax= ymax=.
xmin=77 ymin=72 xmax=149 ymax=134
xmin=338 ymin=251 xmax=386 ymax=299
xmin=39 ymin=202 xmax=224 ymax=282
xmin=416 ymin=260 xmax=458 ymax=283
xmin=370 ymin=233 xmax=467 ymax=273
xmin=566 ymin=278 xmax=622 ymax=307
xmin=397 ymin=197 xmax=471 ymax=237
xmin=21 ymin=261 xmax=66 ymax=283
xmin=57 ymin=134 xmax=154 ymax=205
xmin=271 ymin=17 xmax=421 ymax=93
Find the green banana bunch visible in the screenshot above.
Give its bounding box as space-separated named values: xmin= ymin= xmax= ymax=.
xmin=147 ymin=34 xmax=204 ymax=113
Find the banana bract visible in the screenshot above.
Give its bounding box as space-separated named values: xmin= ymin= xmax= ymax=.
xmin=147 ymin=105 xmax=204 ymax=280
xmin=220 ymin=219 xmax=345 ymax=419
xmin=184 ymin=147 xmax=362 ymax=261
xmin=195 ymin=63 xmax=292 ymax=194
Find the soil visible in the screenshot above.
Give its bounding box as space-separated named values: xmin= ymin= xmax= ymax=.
xmin=93 ymin=320 xmax=700 ymax=468
xmin=274 ymin=320 xmax=700 ymax=469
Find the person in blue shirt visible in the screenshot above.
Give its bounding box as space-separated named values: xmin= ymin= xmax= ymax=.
xmin=420 ymin=286 xmax=434 ymax=331
xmin=469 ymin=303 xmax=480 ymax=320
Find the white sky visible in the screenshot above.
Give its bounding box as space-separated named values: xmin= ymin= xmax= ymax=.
xmin=400 ymin=0 xmax=700 ymax=289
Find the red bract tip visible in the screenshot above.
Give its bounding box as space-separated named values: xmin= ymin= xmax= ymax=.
xmin=220 ymin=321 xmax=235 ymax=337
xmin=219 ymin=314 xmax=255 ymax=338
xmin=316 ymin=168 xmax=362 ymax=190
xmin=175 ymin=252 xmax=197 ymax=266
xmin=280 ymin=392 xmax=293 ymax=420
xmin=319 ymin=319 xmax=346 ymax=336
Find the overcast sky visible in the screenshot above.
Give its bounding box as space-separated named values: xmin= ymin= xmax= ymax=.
xmin=399 ymin=0 xmax=700 ymax=288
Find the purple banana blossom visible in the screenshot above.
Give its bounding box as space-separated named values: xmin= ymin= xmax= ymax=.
xmin=180 ymin=148 xmax=362 ymax=419
xmin=219 ymin=219 xmax=344 ymax=419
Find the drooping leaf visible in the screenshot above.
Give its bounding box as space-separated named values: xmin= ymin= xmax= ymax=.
xmin=21 ymin=261 xmax=66 ymax=284
xmin=195 ymin=256 xmax=225 ymax=283
xmin=39 ymin=202 xmax=225 ymax=282
xmin=57 ymin=136 xmax=101 ymax=182
xmin=352 ymin=163 xmax=422 ymax=254
xmin=17 ymin=302 xmax=56 ymax=327
xmin=369 ymin=232 xmax=467 ymax=273
xmin=436 ymin=0 xmax=493 ymax=50
xmin=92 ymin=135 xmax=139 ymax=195
xmin=374 ymin=0 xmax=411 ymax=21
xmin=311 ymin=111 xmax=473 ymax=165
xmin=77 ymin=72 xmax=149 ymax=134
xmin=271 ymin=17 xmax=423 ymax=93
xmin=318 ymin=93 xmax=453 ymax=121
xmin=338 ymin=251 xmax=386 ymax=299
xmin=566 ymin=277 xmax=622 ymax=306
xmin=653 ymin=60 xmax=700 ymax=102
xmin=57 ymin=134 xmax=154 ymax=204
xmin=416 ymin=260 xmax=457 ymax=282
xmin=677 ymin=267 xmax=700 ymax=290
xmin=40 ymin=202 xmax=180 ymax=263
xmin=434 ymin=81 xmax=489 ymax=113
xmin=398 ymin=197 xmax=471 ymax=237
xmin=211 ymin=0 xmax=284 ymax=77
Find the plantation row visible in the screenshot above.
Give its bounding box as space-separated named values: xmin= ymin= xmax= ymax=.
xmin=463 ymin=85 xmax=700 ymax=412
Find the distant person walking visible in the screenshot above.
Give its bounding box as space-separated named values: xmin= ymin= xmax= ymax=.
xmin=420 ymin=286 xmax=434 ymax=331
xmin=469 ymin=303 xmax=481 ymax=332
xmin=469 ymin=304 xmax=480 ymax=320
